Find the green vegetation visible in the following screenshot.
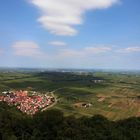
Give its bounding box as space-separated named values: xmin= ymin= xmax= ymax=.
xmin=0 ymin=70 xmax=140 ymax=139
xmin=0 ymin=71 xmax=140 ymax=120
xmin=0 ymin=102 xmax=140 ymax=140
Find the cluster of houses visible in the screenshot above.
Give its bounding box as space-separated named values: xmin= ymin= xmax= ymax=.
xmin=0 ymin=90 xmax=55 ymax=115
xmin=91 ymin=79 xmax=104 ymax=83
xmin=74 ymin=102 xmax=92 ymax=108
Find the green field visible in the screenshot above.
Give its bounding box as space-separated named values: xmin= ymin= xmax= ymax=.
xmin=0 ymin=70 xmax=140 ymax=120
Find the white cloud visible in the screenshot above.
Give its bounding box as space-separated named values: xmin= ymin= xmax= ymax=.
xmin=29 ymin=0 xmax=119 ymax=36
xmin=12 ymin=41 xmax=43 ymax=57
xmin=12 ymin=41 xmax=113 ymax=59
xmin=49 ymin=41 xmax=67 ymax=47
xmin=45 ymin=45 xmax=113 ymax=68
xmin=56 ymin=46 xmax=112 ymax=58
xmin=119 ymin=47 xmax=140 ymax=53
xmin=58 ymin=49 xmax=83 ymax=57
xmin=124 ymin=47 xmax=140 ymax=52
xmin=84 ymin=46 xmax=111 ymax=54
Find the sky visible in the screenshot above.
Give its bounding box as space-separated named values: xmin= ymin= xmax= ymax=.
xmin=0 ymin=0 xmax=140 ymax=70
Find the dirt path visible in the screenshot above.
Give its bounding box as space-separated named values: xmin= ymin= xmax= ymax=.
xmin=41 ymin=87 xmax=67 ymax=112
xmin=41 ymin=88 xmax=63 ymax=112
xmin=50 ymin=87 xmax=67 ymax=94
xmin=41 ymin=99 xmax=57 ymax=112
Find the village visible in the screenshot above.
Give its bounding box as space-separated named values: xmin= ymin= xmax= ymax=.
xmin=0 ymin=90 xmax=55 ymax=115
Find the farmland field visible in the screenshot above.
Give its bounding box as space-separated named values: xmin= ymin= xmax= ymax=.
xmin=0 ymin=69 xmax=140 ymax=120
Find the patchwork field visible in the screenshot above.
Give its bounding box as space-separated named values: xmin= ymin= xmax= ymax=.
xmin=0 ymin=70 xmax=140 ymax=120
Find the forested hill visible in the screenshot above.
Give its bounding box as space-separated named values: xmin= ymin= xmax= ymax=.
xmin=0 ymin=102 xmax=140 ymax=140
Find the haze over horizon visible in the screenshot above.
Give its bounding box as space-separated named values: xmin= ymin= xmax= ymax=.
xmin=0 ymin=0 xmax=140 ymax=70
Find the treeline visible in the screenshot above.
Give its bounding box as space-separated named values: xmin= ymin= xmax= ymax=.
xmin=0 ymin=102 xmax=140 ymax=140
xmin=35 ymin=72 xmax=104 ymax=82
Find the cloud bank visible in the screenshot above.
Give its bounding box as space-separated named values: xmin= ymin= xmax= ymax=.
xmin=118 ymin=46 xmax=140 ymax=53
xmin=12 ymin=41 xmax=43 ymax=57
xmin=11 ymin=41 xmax=140 ymax=69
xmin=122 ymin=47 xmax=140 ymax=53
xmin=29 ymin=0 xmax=119 ymax=36
xmin=12 ymin=41 xmax=113 ymax=59
xmin=12 ymin=42 xmax=140 ymax=59
xmin=49 ymin=41 xmax=67 ymax=47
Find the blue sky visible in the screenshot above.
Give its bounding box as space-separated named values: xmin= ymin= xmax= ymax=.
xmin=0 ymin=0 xmax=140 ymax=70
